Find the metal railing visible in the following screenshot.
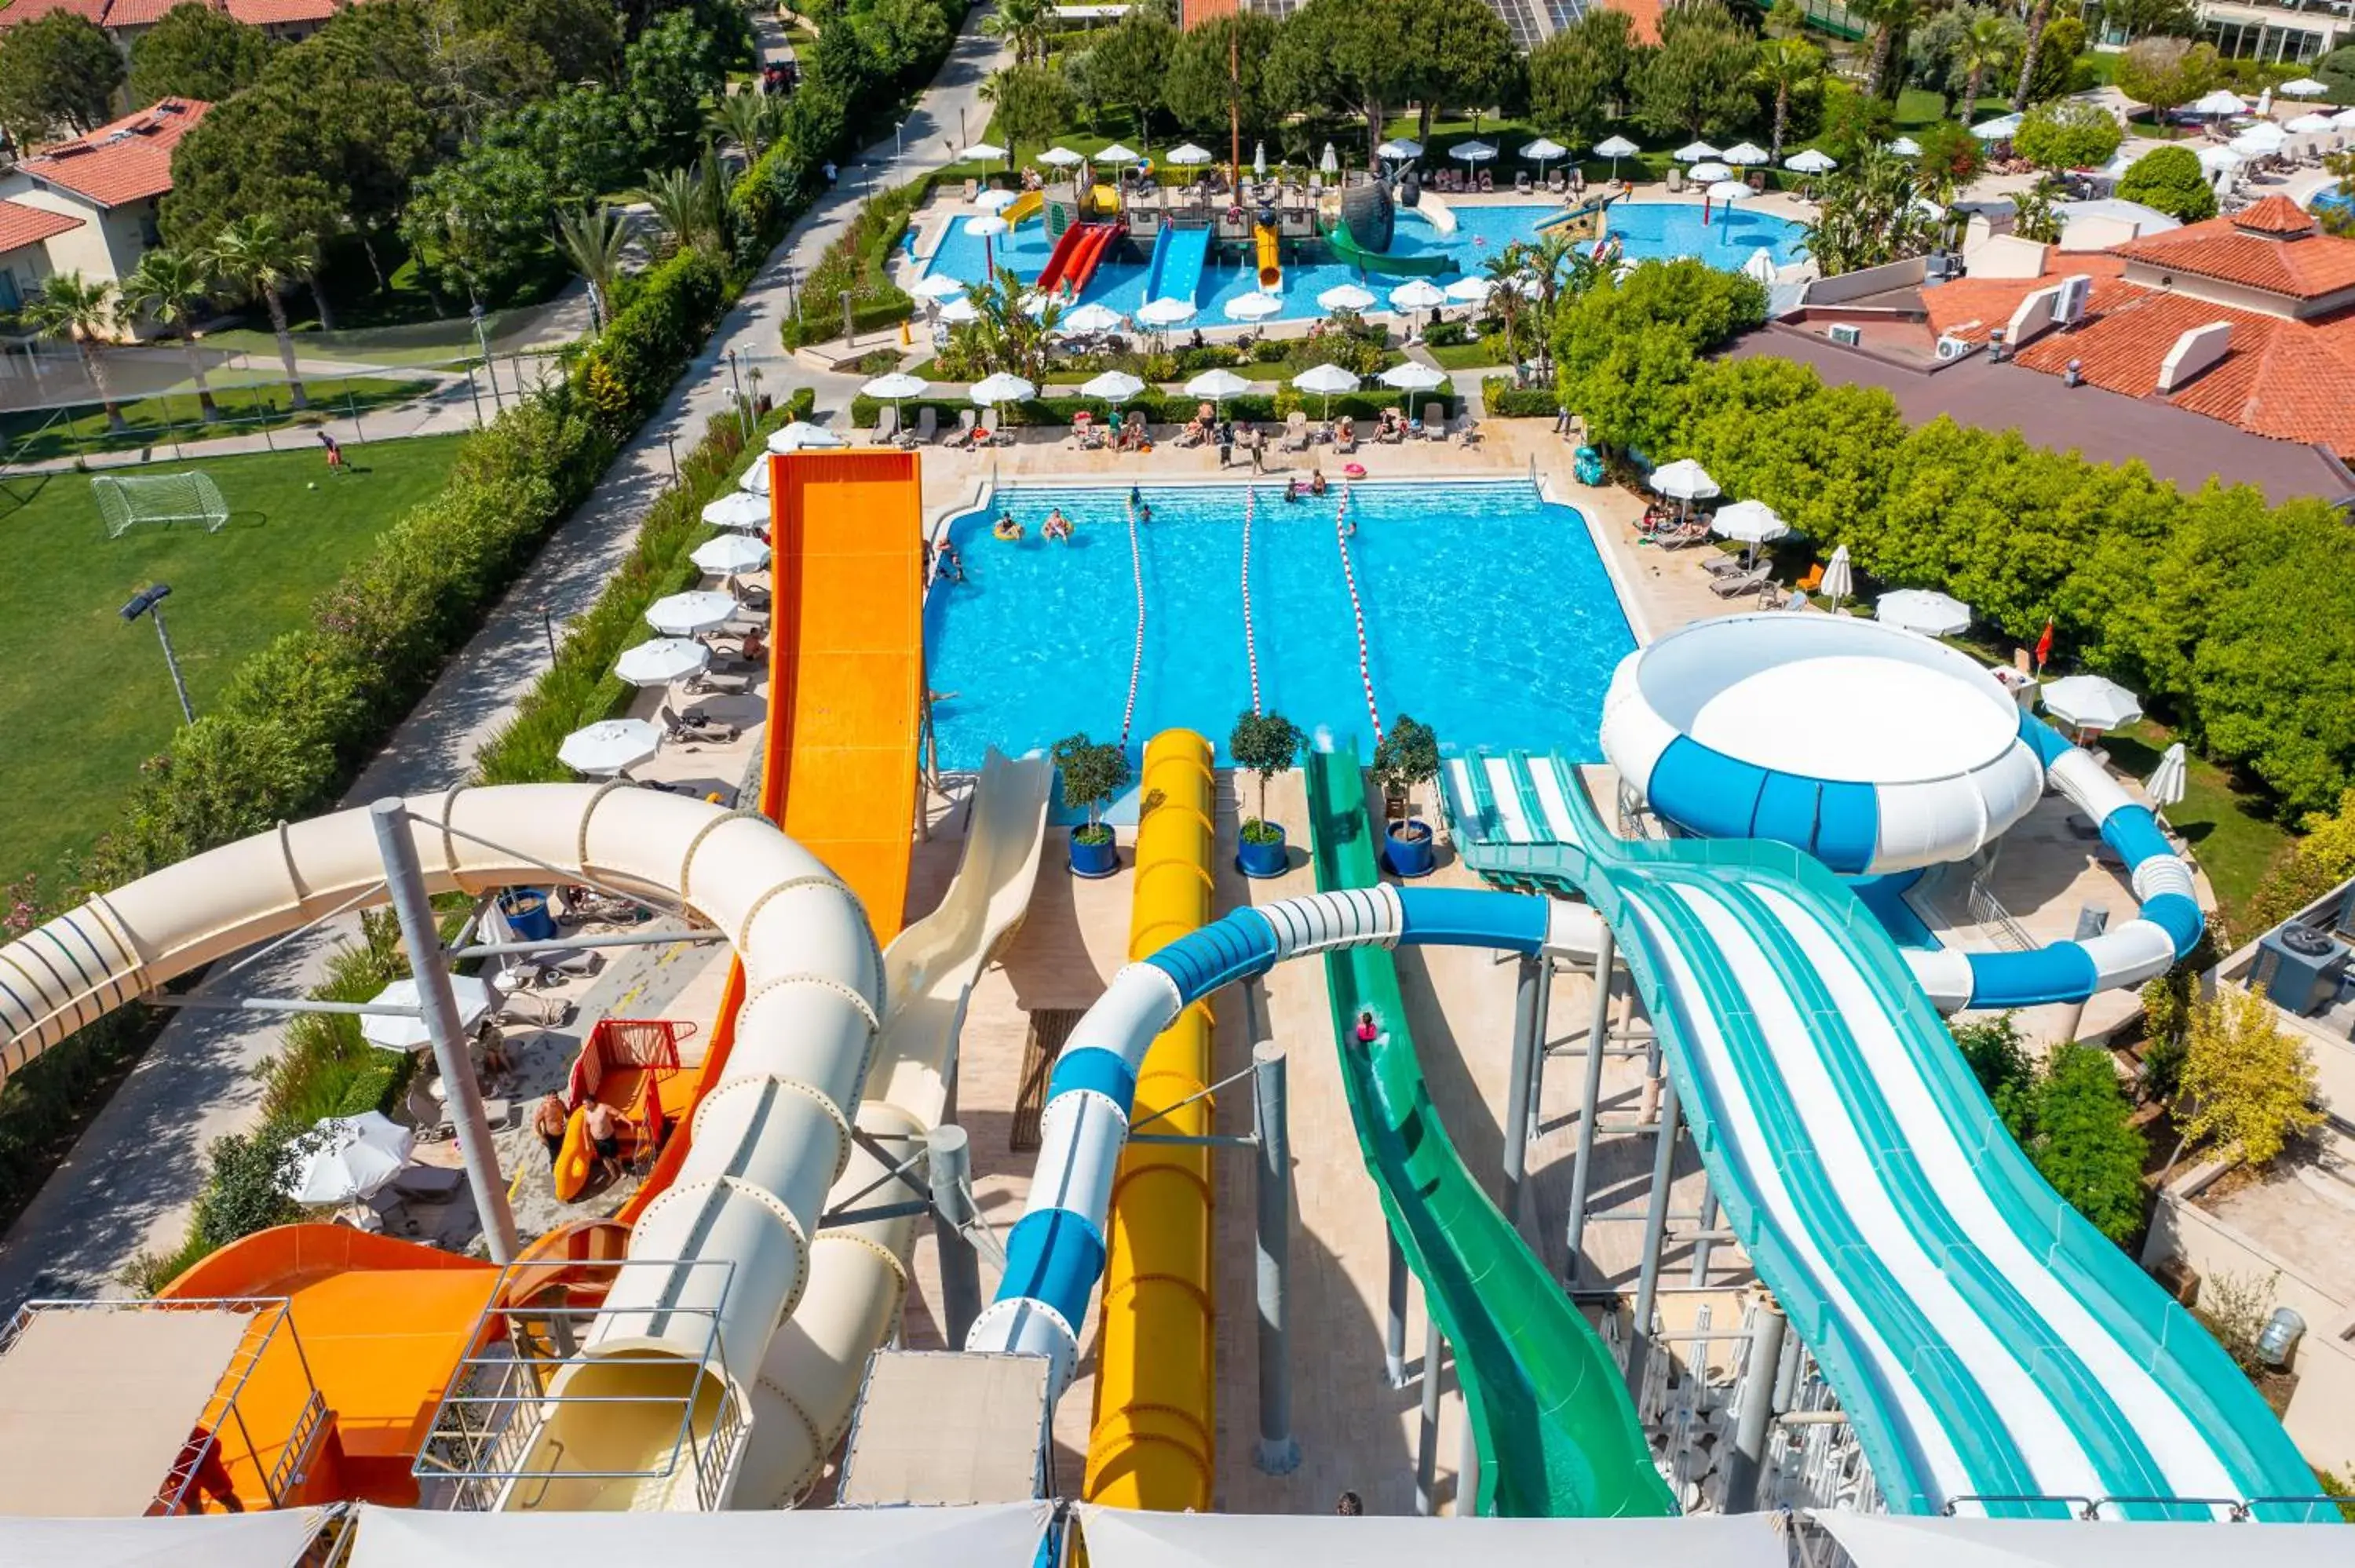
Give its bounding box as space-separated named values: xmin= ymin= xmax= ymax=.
xmin=1966 ymin=874 xmax=2036 ymax=953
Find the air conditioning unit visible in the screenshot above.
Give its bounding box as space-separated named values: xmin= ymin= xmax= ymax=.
xmin=1935 ymin=334 xmax=1973 ymax=362
xmin=2252 ymin=921 xmax=2350 ymax=1016
xmin=1827 ymin=323 xmax=1863 ymax=347
xmin=2054 ymin=272 xmax=2093 ymax=327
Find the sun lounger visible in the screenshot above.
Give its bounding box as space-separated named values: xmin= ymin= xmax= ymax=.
xmin=1282 ymin=410 xmax=1310 ymax=451
xmin=1456 ymin=418 xmax=1481 ymax=448
xmin=914 ymin=406 xmax=938 ymax=445
xmin=659 ymin=702 xmax=737 ymax=744
xmin=1649 ymin=522 xmax=1711 ymax=548
xmin=949 ymin=409 xmax=977 ymax=448
xmin=1421 ymin=403 xmax=1445 ymax=439
xmin=1709 ymin=566 xmax=1773 ymax=597
xmin=1701 ymin=553 xmax=1753 ymax=575
xmin=873 ymin=405 xmax=899 ymax=445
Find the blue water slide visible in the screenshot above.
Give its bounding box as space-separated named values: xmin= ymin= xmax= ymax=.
xmin=1141 ymin=224 xmax=1176 ymax=301
xmin=1153 ymin=224 xmax=1211 ymax=306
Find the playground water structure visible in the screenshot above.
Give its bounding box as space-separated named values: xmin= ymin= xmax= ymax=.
xmin=925 ymin=481 xmax=1634 ymax=769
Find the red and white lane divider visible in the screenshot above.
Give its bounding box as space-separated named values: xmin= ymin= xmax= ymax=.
xmin=1241 ymin=484 xmax=1262 ymax=716
xmin=1333 ymin=485 xmax=1383 ymax=746
xmin=1119 ymin=496 xmax=1148 ymax=748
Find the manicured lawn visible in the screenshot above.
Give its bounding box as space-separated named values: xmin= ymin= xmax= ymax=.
xmin=1428 ymin=340 xmax=1506 ymax=371
xmin=2103 ymin=720 xmax=2291 ymax=940
xmin=0 ymin=376 xmax=435 ymax=464
xmin=0 ymin=436 xmax=468 ymax=890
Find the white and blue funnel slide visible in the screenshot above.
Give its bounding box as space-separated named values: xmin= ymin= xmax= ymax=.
xmin=1597 ymin=614 xmax=2201 ymax=1011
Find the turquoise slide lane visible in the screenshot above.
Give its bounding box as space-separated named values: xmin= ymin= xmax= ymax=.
xmin=1444 ymin=755 xmax=2325 ymax=1522
xmin=1142 ymin=224 xmax=1175 ymax=299
xmin=1304 ymin=746 xmax=1674 ymax=1519
xmin=1156 ymin=224 xmax=1211 ymax=304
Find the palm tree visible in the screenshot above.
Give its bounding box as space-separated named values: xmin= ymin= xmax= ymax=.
xmin=206 ymin=214 xmax=316 ymax=409
xmin=1849 ymin=0 xmax=1915 ymax=99
xmin=644 ymin=162 xmax=722 ymax=256
xmin=1753 ymin=36 xmax=1824 ymax=162
xmin=117 ymin=248 xmax=223 ymax=423
xmin=2012 ymin=0 xmax=2054 ymax=110
xmin=965 ymin=263 xmax=1058 ymax=379
xmin=1959 ymin=12 xmax=2023 ymax=118
xmin=708 ymin=91 xmax=780 ymax=162
xmin=982 ymin=0 xmax=1050 ymax=65
xmin=1482 ymin=244 xmax=1530 ymax=362
xmin=554 ymin=206 xmax=631 ymax=337
xmin=23 ymin=272 xmax=125 ymax=432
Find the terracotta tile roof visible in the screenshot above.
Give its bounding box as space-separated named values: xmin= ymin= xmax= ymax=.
xmin=1603 ymin=0 xmax=1663 ymax=42
xmin=0 ymin=198 xmax=82 ymax=253
xmin=1920 ymin=254 xmax=2128 ymax=342
xmin=98 ymin=0 xmax=188 ymax=24
xmin=1179 ymin=0 xmax=1234 ymax=25
xmin=2229 ymin=194 xmax=2317 ymax=236
xmin=0 ymin=0 xmax=108 ymax=25
xmin=221 ymin=0 xmax=332 ymax=22
xmin=2115 ymin=204 xmax=2355 ymax=301
xmin=18 ymin=98 xmax=210 ymax=208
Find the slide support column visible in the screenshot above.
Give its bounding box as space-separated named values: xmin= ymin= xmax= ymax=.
xmin=371 ymin=798 xmax=518 ymax=1265
xmin=1528 ymin=962 xmax=1551 ymax=1148
xmin=1565 ymin=926 xmax=1615 ymax=1284
xmin=1251 ymin=1034 xmax=1302 ymax=1475
xmin=1415 ymin=1313 xmax=1443 ymax=1515
xmin=1725 ymin=1300 xmax=1789 ymax=1512
xmin=1691 ymin=1184 xmax=1720 ymax=1286
xmin=1501 ymin=954 xmax=1541 ymax=1225
xmin=1384 ymin=1231 xmax=1409 ymax=1388
xmin=927 ymin=1125 xmax=984 ymax=1347
xmin=1623 ymin=1068 xmax=1681 ymax=1400
xmin=1457 ymin=1385 xmax=1481 ymax=1518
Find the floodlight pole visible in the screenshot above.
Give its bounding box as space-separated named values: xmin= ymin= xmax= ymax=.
xmin=148 ymin=605 xmax=196 ymax=725
xmin=1249 ymin=1031 xmax=1299 ymax=1475
xmin=370 ymin=798 xmax=519 ymax=1264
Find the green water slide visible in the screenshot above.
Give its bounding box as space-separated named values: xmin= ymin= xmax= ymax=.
xmin=1303 ymin=746 xmax=1675 ymax=1519
xmin=1323 ymin=217 xmax=1452 ymax=277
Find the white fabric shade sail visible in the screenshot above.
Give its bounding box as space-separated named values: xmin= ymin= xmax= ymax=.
xmin=700 ymin=490 xmax=768 ymax=531
xmin=283 ymin=1110 xmax=413 ymax=1205
xmin=645 ymin=589 xmax=742 ymax=636
xmin=360 ymin=974 xmax=498 ymax=1049
xmin=3 ymin=1509 xmax=332 ymax=1568
xmin=1648 ymin=458 xmax=1718 ymax=500
xmin=2041 ymin=673 xmax=2143 ymax=731
xmin=347 ymin=1501 xmax=1055 ymax=1568
xmin=615 ymin=636 xmax=712 ymax=686
xmin=1875 ymin=587 xmax=1972 ymax=636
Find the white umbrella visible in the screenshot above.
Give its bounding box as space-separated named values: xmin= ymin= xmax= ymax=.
xmin=1711 ymin=498 xmax=1788 ymax=566
xmin=1039 ymin=146 xmax=1085 ymax=167
xmin=1721 ymin=141 xmax=1768 ymax=166
xmin=2145 ymin=742 xmax=2189 ymax=811
xmin=2287 ymin=111 xmax=2336 ymax=133
xmin=1095 ymin=143 xmax=1139 ymax=163
xmin=616 ymin=636 xmax=713 ymax=687
xmin=1224 ymin=291 xmax=1283 ymax=321
xmin=1389 ymin=278 xmax=1447 ymax=311
xmin=1059 ymin=301 xmax=1126 ymax=334
xmin=1253 ymin=140 xmax=1268 ymax=177
xmin=2233 ymin=122 xmax=2287 ymax=153
xmin=1185 ymin=367 xmax=1251 ymax=400
xmin=1875 ymin=588 xmax=1971 ymax=636
xmin=939 ymin=295 xmax=982 ymax=324
xmin=1081 ymin=369 xmax=1145 ymax=402
xmin=2196 ymin=144 xmax=2247 ymax=176
xmin=1318 ymin=282 xmax=1377 ymax=312
xmin=738 ymin=455 xmax=770 ymax=494
xmin=1689 ymin=161 xmax=1733 ymax=184
xmin=969 ymin=370 xmax=1036 ymax=406
xmin=1743 ymin=247 xmax=1779 ymax=283
xmin=701 ymin=490 xmax=768 ymax=531
xmin=360 ymin=975 xmax=498 ymax=1050
xmin=1521 ymin=137 xmax=1568 ymax=179
xmin=645 ymin=589 xmax=740 ymax=636
xmin=1820 ymin=543 xmax=1853 ymax=610
xmin=1648 ymin=458 xmax=1719 ymax=501
xmin=768 ymin=421 xmax=842 ymax=454
xmin=285 ymin=1111 xmax=414 ymax=1205
xmin=864 ymin=372 xmax=929 ymax=400
xmin=2282 ymin=77 xmax=2331 ymax=97
xmin=2193 ymin=88 xmax=2247 ymax=116
xmin=1320 ymin=141 xmax=1339 ymax=175
xmin=2334 ymin=107 xmax=2355 ymax=127
xmin=1970 ymin=113 xmax=2024 ymax=140
xmin=1673 ymin=140 xmax=1720 ymax=162
xmin=1136 ymin=297 xmax=1197 ymax=327
xmin=1451 ymin=140 xmax=1499 ymax=163
xmin=692 ymin=534 xmax=771 ymax=575
xmin=1377 ymin=138 xmax=1422 ymax=160
xmin=1167 ymin=142 xmax=1214 ymax=166
xmin=1785 ymin=148 xmax=1838 ymax=173
xmin=962 ymin=141 xmax=1009 ymax=161
xmin=1379 ymin=361 xmax=1448 ymax=392
xmin=1444 ymin=276 xmax=1494 ymax=303
xmin=2041 ymin=673 xmax=2143 ymax=733
xmin=1884 ymin=136 xmax=1922 ymax=156
xmin=1292 ymin=361 xmax=1359 ymax=418
xmin=913 ymin=274 xmax=968 ymax=301
xmin=975 ymin=189 xmax=1020 ymax=213
xmin=1594 ymin=133 xmax=1639 ymax=181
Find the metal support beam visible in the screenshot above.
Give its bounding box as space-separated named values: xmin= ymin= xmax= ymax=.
xmin=928 ymin=1126 xmax=983 ymax=1348
xmin=1724 ymin=1302 xmax=1787 ymax=1512
xmin=370 ymin=800 xmax=517 ymax=1264
xmin=1251 ymin=1038 xmax=1300 ymax=1474
xmin=1622 ymin=1069 xmax=1681 ymax=1399
xmin=1501 ymin=954 xmax=1541 ymax=1226
xmin=1384 ymin=1231 xmax=1409 ymax=1388
xmin=447 ymin=928 xmax=723 ymax=959
xmin=1691 ymin=1184 xmax=1721 ymax=1286
xmin=1457 ymin=1386 xmax=1481 ymax=1519
xmin=1415 ymin=1315 xmax=1443 ymax=1516
xmin=1527 ymin=958 xmax=1551 ymax=1147
xmin=1565 ymin=927 xmax=1614 ymax=1285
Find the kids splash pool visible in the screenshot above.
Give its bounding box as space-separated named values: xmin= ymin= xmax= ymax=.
xmin=923 ymin=480 xmax=1635 ymax=768
xmin=921 ymin=202 xmax=1805 ymax=323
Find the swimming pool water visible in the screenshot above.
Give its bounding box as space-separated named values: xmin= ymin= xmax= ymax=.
xmin=921 ymin=202 xmax=1805 ymax=323
xmin=924 ymin=480 xmax=1636 ymax=769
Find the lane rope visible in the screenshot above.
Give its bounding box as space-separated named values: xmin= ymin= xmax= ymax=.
xmin=1119 ymin=494 xmax=1148 ymax=748
xmin=1333 ymin=484 xmax=1383 ymax=746
xmin=1241 ymin=484 xmax=1261 ymax=716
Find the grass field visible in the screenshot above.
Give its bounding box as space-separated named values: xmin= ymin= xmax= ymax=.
xmin=0 ymin=436 xmax=468 ymax=891
xmin=2105 ymin=720 xmax=2291 ymax=942
xmin=0 ymin=376 xmax=435 ymax=465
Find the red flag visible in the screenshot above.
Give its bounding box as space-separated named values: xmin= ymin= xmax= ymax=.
xmin=2035 ymin=619 xmax=2055 ymax=670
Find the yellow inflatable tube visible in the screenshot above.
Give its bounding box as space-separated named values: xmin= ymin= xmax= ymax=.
xmin=1084 ymin=730 xmax=1218 ymax=1511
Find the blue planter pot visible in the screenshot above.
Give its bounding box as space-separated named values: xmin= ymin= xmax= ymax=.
xmin=1069 ymin=831 xmax=1119 ymax=879
xmin=1383 ymin=820 xmax=1437 ymax=879
xmin=1236 ymin=825 xmax=1289 ymax=879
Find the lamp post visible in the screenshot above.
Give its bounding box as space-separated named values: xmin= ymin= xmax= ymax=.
xmin=726 ymin=347 xmax=748 ymax=439
xmin=468 ymin=302 xmax=502 ymax=414
xmin=120 ymin=583 xmax=195 ymax=726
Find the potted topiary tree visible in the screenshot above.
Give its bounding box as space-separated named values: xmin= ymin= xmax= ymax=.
xmin=1229 ymin=709 xmax=1305 ymax=879
xmin=1373 ymin=715 xmax=1441 ymax=878
xmin=1054 ymin=732 xmax=1130 ymax=878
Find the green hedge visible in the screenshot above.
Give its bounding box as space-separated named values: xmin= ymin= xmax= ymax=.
xmin=779 ymin=174 xmax=937 ymax=349
xmin=1482 ymin=378 xmax=1561 ymax=418
xmin=849 ymin=388 xmax=1459 ymax=429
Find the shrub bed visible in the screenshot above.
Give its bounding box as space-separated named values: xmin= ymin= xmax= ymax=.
xmin=1481 ymin=378 xmax=1562 ymax=418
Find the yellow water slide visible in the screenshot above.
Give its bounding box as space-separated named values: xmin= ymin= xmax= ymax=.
xmin=1083 ymin=730 xmax=1218 ymax=1510
xmin=1004 ymin=189 xmax=1042 ymax=225
xmin=1254 ymin=221 xmax=1282 ymax=291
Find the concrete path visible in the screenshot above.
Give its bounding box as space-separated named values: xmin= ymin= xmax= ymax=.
xmin=0 ymin=5 xmax=1009 ymax=1312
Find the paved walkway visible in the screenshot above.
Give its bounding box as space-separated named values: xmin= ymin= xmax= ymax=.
xmin=0 ymin=5 xmax=1009 ymax=1311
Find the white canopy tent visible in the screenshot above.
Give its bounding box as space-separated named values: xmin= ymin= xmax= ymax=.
xmin=1075 ymin=1507 xmax=1788 ymax=1568
xmin=2 ymin=1508 xmax=331 ymax=1568
xmin=349 ymin=1502 xmax=1055 ymax=1568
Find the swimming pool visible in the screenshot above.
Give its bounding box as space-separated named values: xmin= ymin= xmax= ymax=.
xmin=924 ymin=480 xmax=1635 ymax=769
xmin=920 ymin=201 xmax=1805 ymax=324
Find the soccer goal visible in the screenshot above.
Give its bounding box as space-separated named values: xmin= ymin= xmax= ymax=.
xmin=91 ymin=472 xmax=229 ymax=538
